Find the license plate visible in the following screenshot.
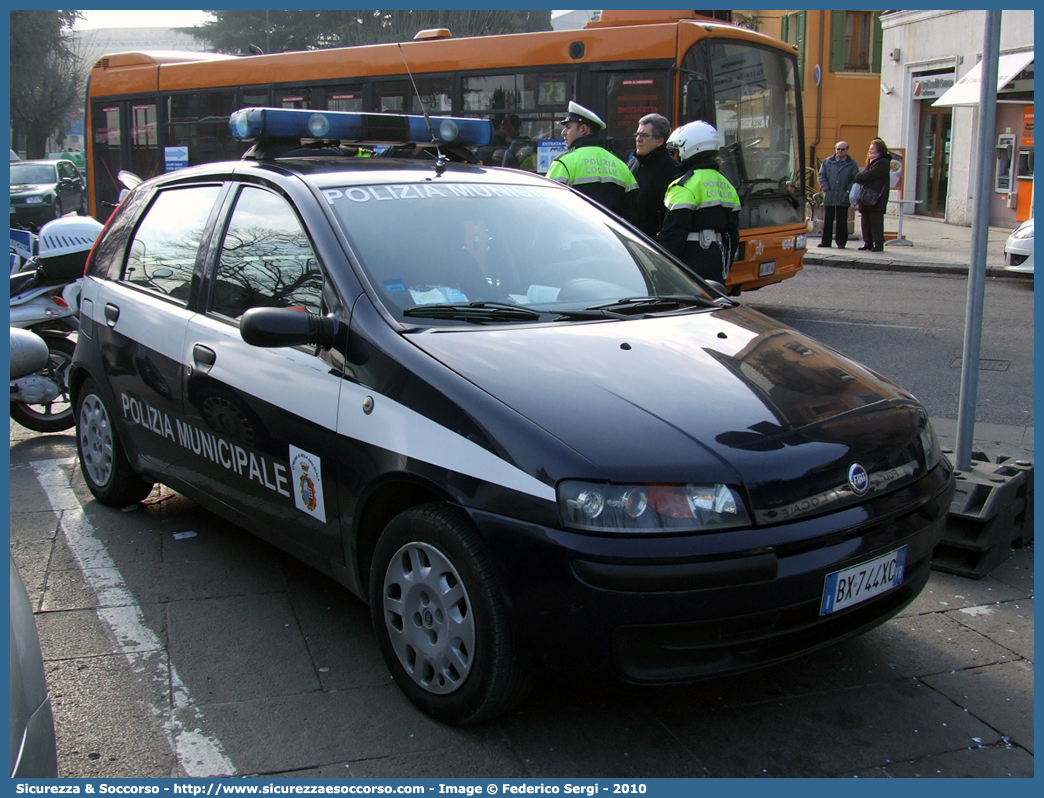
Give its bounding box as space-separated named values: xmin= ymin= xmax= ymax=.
xmin=758 ymin=261 xmax=775 ymax=277
xmin=820 ymin=546 xmax=907 ymax=615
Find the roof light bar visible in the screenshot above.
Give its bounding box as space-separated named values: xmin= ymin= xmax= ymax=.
xmin=228 ymin=107 xmax=493 ymax=148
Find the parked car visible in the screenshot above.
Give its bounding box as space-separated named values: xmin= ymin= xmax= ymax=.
xmin=1003 ymin=217 xmax=1033 ymax=275
xmin=9 ymin=555 xmax=58 ymax=777
xmin=70 ymin=106 xmax=955 ymax=724
xmin=10 ymin=159 xmax=86 ymax=229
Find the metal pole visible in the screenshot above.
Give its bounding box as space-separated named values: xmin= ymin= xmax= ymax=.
xmin=955 ymin=11 xmax=1002 ymax=471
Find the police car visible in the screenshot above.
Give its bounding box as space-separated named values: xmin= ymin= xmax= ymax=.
xmin=71 ymin=107 xmax=955 ymax=724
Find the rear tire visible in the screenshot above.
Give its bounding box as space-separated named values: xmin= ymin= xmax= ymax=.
xmin=9 ymin=336 xmax=76 ymax=433
xmin=370 ymin=503 xmax=531 ymax=724
xmin=76 ymin=378 xmax=154 ymax=507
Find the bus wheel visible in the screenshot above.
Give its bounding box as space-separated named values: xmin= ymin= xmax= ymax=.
xmin=369 ymin=503 xmax=531 ymax=724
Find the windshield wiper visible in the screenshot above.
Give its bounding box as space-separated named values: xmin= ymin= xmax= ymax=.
xmin=586 ymin=295 xmax=719 ymax=315
xmin=402 ymin=301 xmax=543 ymax=323
xmin=552 ymin=308 xmax=630 ymax=321
xmin=741 ymin=178 xmax=800 ymax=208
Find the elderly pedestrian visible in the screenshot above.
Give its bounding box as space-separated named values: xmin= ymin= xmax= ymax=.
xmin=546 ymin=101 xmax=637 ymax=218
xmin=627 ymin=113 xmax=679 ymax=238
xmin=817 ymin=140 xmax=858 ymax=248
xmin=853 ymin=138 xmax=892 ymax=252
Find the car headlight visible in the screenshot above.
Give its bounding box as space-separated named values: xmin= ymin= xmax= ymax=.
xmin=557 ymin=480 xmax=751 ymax=533
xmin=919 ymin=419 xmax=943 ymax=470
xmin=1012 ymin=224 xmax=1033 ymax=240
xmin=25 ymin=196 xmax=45 ymax=204
xmin=795 ymin=233 xmax=807 ymax=250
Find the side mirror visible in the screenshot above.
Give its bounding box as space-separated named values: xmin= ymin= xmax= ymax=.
xmin=240 ymin=306 xmax=337 ymax=349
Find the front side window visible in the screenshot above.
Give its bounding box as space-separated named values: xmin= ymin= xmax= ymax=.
xmin=123 ymin=186 xmax=221 ymax=303
xmin=210 ymin=186 xmax=323 ymax=320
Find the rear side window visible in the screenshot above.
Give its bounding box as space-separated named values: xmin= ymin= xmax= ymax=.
xmin=209 ymin=186 xmax=323 ymax=320
xmin=122 ymin=185 xmax=221 ymax=304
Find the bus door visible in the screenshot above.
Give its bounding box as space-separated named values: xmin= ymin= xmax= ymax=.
xmin=89 ymin=99 xmax=160 ymax=218
xmin=130 ymin=101 xmax=160 ymax=182
xmin=90 ymin=101 xmax=125 ymax=217
xmin=590 ymin=68 xmax=672 ymax=162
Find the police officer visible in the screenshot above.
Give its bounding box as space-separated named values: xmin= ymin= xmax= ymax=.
xmin=546 ymin=101 xmax=637 ymax=218
xmin=657 ymin=120 xmax=740 ymax=283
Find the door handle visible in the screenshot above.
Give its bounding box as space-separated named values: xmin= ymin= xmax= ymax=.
xmin=192 ymin=344 xmax=217 ymax=372
xmin=103 ymin=303 xmax=120 ymax=326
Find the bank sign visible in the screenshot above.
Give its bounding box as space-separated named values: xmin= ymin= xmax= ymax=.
xmin=912 ymin=75 xmax=955 ymax=99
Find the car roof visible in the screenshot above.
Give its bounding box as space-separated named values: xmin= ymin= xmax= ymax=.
xmin=145 ymin=155 xmax=562 ymax=192
xmin=12 ymin=159 xmax=64 ymax=167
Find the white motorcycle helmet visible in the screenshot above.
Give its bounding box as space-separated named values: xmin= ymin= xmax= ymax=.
xmin=666 ymin=120 xmax=721 ymax=161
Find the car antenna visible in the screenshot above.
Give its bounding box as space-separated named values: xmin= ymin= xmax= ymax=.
xmin=397 ymin=43 xmax=447 ymax=174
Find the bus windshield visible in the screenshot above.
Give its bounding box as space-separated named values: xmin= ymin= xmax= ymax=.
xmin=683 ymin=40 xmax=801 ymax=209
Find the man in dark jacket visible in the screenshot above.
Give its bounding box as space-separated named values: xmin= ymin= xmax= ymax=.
xmin=546 ymin=101 xmax=637 ymax=218
xmin=627 ymin=113 xmax=679 ymax=238
xmin=817 ymin=140 xmax=858 ymax=248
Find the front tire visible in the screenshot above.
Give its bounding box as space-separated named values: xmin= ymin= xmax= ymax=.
xmin=10 ymin=336 xmax=75 ymax=432
xmin=370 ymin=503 xmax=531 ymax=724
xmin=76 ymin=378 xmax=154 ymax=507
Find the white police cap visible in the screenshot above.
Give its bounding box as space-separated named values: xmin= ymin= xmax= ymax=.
xmin=557 ymin=101 xmax=605 ymax=131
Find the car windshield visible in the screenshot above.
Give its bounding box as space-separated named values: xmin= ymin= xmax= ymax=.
xmin=323 ymin=180 xmax=718 ymax=323
xmin=10 ymin=163 xmax=58 ymax=185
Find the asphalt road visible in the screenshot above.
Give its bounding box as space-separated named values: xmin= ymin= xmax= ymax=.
xmin=8 ymin=267 xmax=1035 ymax=779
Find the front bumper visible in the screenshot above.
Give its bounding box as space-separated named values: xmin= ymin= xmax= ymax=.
xmin=469 ymin=458 xmax=954 ymax=685
xmin=10 ymin=201 xmax=58 ymax=227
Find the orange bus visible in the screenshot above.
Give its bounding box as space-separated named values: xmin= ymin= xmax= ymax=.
xmin=84 ymin=10 xmax=806 ymax=293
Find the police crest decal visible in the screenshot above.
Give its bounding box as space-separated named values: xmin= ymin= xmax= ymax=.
xmin=289 ymin=445 xmax=327 ymax=523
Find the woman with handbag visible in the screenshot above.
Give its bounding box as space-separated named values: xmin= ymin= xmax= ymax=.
xmin=853 ymin=138 xmax=892 ymax=252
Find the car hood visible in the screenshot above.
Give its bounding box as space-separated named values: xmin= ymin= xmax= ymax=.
xmin=407 ymin=306 xmax=934 ymax=523
xmin=10 ymin=183 xmax=55 ymax=195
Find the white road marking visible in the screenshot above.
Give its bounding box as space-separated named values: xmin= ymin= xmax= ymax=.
xmin=32 ymin=458 xmax=235 ymax=778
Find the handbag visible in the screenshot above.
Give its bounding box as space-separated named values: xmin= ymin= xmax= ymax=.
xmin=858 ymin=185 xmax=881 ymax=205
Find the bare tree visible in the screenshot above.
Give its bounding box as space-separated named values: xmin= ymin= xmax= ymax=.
xmin=10 ymin=10 xmax=86 ymax=158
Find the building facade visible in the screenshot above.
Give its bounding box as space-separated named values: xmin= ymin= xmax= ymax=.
xmin=879 ymin=10 xmax=1034 ymax=228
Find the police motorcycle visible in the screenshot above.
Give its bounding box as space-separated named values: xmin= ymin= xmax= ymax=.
xmin=10 ymin=326 xmax=71 ymax=433
xmin=10 ymin=215 xmax=103 ymax=432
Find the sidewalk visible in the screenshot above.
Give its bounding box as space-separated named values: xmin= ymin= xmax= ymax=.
xmin=803 ymin=213 xmax=1021 ymax=278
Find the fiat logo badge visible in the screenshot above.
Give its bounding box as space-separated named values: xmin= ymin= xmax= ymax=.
xmin=848 ymin=463 xmax=870 ymax=495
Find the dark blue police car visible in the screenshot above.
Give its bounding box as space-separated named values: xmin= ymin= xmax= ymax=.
xmin=71 ymin=107 xmax=955 ymax=724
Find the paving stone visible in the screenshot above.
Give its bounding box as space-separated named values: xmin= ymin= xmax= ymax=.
xmin=922 ymin=660 xmax=1034 ymax=754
